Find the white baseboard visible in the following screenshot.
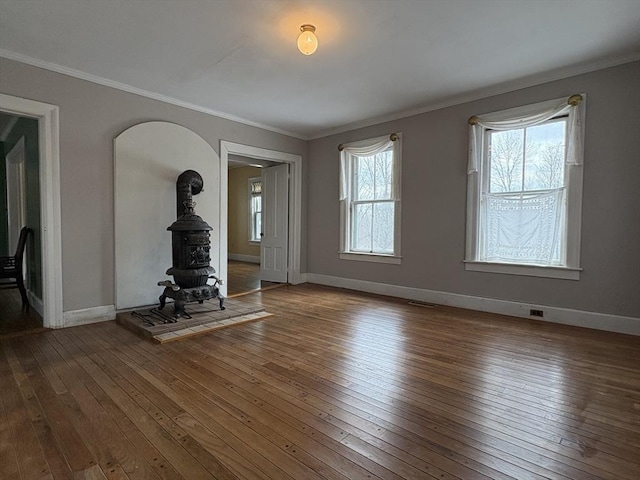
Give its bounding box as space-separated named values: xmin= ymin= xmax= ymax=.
xmin=305 ymin=274 xmax=640 ymax=336
xmin=228 ymin=253 xmax=260 ymax=264
xmin=62 ymin=305 xmax=116 ymax=328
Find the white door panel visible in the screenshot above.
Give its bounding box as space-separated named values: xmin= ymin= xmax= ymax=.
xmin=260 ymin=163 xmax=288 ymax=283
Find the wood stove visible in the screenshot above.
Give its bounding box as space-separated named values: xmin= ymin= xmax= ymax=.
xmin=158 ymin=170 xmax=224 ymax=318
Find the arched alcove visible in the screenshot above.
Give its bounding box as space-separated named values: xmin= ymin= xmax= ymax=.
xmin=114 ymin=121 xmax=220 ymax=309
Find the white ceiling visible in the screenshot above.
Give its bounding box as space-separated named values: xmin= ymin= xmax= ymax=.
xmin=1 ymin=0 xmax=639 ymax=139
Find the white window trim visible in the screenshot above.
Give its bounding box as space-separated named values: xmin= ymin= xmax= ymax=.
xmin=339 ymin=133 xmax=402 ymax=263
xmin=464 ymin=261 xmax=581 ymax=280
xmin=339 ymin=252 xmax=402 ymax=264
xmin=248 ymin=176 xmax=261 ymax=244
xmin=465 ymin=95 xmax=586 ymax=280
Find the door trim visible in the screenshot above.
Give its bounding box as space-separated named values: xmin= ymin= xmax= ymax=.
xmin=0 ymin=93 xmax=63 ymax=328
xmin=220 ymin=141 xmax=302 ymax=297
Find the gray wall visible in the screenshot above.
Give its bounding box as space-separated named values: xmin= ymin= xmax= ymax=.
xmin=0 ymin=57 xmax=308 ymax=312
xmin=307 ymin=61 xmax=640 ymax=318
xmin=2 ymin=56 xmax=638 ymax=318
xmin=228 ymin=166 xmax=262 ymax=258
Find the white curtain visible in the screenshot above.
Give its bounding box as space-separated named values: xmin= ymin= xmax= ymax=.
xmin=468 ymin=95 xmax=583 ymax=174
xmin=482 ymin=188 xmax=565 ymax=265
xmin=339 ymin=135 xmax=400 ymax=200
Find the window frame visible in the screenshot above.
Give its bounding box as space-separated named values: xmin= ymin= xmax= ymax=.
xmin=464 ymin=96 xmax=586 ymax=280
xmin=248 ymin=176 xmax=262 ymax=244
xmin=339 ymin=134 xmax=402 ymax=264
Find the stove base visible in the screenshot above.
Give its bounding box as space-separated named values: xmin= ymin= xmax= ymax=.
xmin=158 ymin=284 xmax=225 ymax=318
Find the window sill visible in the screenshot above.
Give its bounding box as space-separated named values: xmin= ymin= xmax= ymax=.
xmin=464 ymin=261 xmax=581 ymax=280
xmin=249 ymin=241 xmax=261 ymax=246
xmin=339 ymin=252 xmax=401 ymax=264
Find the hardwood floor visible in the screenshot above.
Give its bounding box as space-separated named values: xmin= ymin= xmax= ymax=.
xmin=1 ymin=283 xmax=639 ymax=479
xmin=227 ymin=260 xmax=279 ymax=297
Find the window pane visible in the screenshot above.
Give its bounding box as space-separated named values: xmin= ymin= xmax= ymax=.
xmin=523 ymin=120 xmax=566 ymax=191
xmin=354 ymin=156 xmax=374 ymax=201
xmin=489 ymin=129 xmax=524 ymax=193
xmin=372 ymin=202 xmax=394 ymax=253
xmin=484 ymin=125 xmax=566 ymax=265
xmin=254 ymin=211 xmax=262 ymax=241
xmin=249 ymin=184 xmax=262 ymax=242
xmin=352 ymin=203 xmax=372 ymax=251
xmin=373 ymin=150 xmax=393 ymax=200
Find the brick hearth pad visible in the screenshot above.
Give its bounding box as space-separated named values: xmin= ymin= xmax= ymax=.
xmin=116 ymin=298 xmax=271 ymax=343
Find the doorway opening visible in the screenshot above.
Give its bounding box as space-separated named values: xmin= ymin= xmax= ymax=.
xmin=219 ymin=141 xmax=302 ymax=298
xmin=0 ymin=114 xmax=42 ymax=334
xmin=0 ymin=94 xmax=63 ymax=330
xmin=227 ymin=155 xmax=279 ymax=296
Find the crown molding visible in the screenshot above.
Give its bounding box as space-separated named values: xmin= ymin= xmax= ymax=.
xmin=2 ymin=48 xmax=638 ymax=142
xmin=309 ymin=52 xmax=640 ymax=140
xmin=0 ymin=49 xmax=307 ymax=140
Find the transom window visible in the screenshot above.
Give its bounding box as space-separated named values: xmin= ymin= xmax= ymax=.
xmin=339 ymin=134 xmax=401 ymax=263
xmin=465 ymin=95 xmax=585 ymax=279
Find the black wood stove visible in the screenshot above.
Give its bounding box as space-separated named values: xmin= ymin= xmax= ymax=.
xmin=158 ymin=170 xmax=224 ymax=318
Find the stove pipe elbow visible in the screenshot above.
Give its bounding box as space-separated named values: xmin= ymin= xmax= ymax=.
xmin=176 ymin=170 xmax=204 ymax=217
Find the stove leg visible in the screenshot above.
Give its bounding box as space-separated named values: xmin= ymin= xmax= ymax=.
xmin=173 ymin=300 xmax=185 ymax=320
xmin=159 ymin=293 xmax=167 ymax=310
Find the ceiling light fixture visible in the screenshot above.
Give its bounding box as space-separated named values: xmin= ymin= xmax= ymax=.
xmin=297 ymin=24 xmax=318 ymax=55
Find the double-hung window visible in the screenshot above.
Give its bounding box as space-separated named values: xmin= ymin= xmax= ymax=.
xmin=339 ymin=134 xmax=401 ymax=263
xmin=465 ymin=95 xmax=585 ymax=279
xmin=248 ymin=177 xmax=262 ymax=243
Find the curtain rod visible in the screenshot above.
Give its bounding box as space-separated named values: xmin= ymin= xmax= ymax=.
xmin=468 ymin=93 xmax=584 ymax=125
xmin=338 ymin=133 xmax=399 ymax=151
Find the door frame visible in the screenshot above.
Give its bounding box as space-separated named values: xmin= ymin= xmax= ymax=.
xmin=220 ymin=141 xmax=302 ymax=297
xmin=0 ymin=93 xmax=63 ymax=328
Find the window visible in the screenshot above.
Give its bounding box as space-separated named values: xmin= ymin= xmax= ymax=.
xmin=339 ymin=134 xmax=401 ymax=263
xmin=465 ymin=95 xmax=585 ymax=279
xmin=248 ymin=177 xmax=262 ymax=243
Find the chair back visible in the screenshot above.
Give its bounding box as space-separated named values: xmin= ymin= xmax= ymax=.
xmin=14 ymin=227 xmax=32 ymax=263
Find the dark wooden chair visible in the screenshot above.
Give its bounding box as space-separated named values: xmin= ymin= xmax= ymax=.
xmin=0 ymin=226 xmax=32 ymax=309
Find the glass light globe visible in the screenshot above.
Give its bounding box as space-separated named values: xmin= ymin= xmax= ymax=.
xmin=297 ymin=25 xmax=318 ymax=55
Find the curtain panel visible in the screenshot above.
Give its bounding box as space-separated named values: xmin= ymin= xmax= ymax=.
xmin=468 ymin=95 xmax=584 ymax=174
xmin=339 ymin=135 xmax=400 ymax=201
xmin=481 ymin=188 xmax=565 ymax=265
